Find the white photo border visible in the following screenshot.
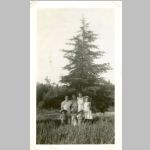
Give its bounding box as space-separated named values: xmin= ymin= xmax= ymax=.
xmin=30 ymin=1 xmax=122 ymax=150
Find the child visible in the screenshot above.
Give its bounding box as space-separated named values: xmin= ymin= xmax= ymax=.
xmin=60 ymin=110 xmax=67 ymax=125
xmin=83 ymin=96 xmax=93 ymax=123
xmin=71 ymin=113 xmax=78 ymax=126
xmin=77 ymin=110 xmax=84 ymax=125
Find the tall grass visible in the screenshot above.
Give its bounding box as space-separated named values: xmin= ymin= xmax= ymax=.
xmin=36 ymin=116 xmax=114 ymax=144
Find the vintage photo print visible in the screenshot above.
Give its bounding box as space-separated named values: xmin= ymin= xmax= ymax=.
xmin=30 ymin=1 xmax=122 ymax=150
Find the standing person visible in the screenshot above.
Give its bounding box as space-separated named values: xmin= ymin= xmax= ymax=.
xmin=77 ymin=92 xmax=84 ymax=112
xmin=61 ymin=96 xmax=72 ymax=124
xmin=70 ymin=94 xmax=78 ymax=126
xmin=83 ymin=96 xmax=93 ymax=123
xmin=60 ymin=110 xmax=67 ymax=125
xmin=77 ymin=92 xmax=85 ymax=125
xmin=77 ymin=110 xmax=84 ymax=125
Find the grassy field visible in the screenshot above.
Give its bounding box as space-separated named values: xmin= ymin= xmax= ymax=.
xmin=36 ymin=110 xmax=115 ymax=144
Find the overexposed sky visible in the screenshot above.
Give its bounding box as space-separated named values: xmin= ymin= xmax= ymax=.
xmin=37 ymin=8 xmax=115 ymax=84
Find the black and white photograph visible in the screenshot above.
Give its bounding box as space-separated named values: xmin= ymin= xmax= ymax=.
xmin=30 ymin=1 xmax=122 ymax=149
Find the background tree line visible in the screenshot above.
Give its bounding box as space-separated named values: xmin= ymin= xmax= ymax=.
xmin=37 ymin=79 xmax=114 ymax=113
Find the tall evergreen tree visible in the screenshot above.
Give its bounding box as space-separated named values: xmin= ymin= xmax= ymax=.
xmin=61 ymin=18 xmax=110 ymax=91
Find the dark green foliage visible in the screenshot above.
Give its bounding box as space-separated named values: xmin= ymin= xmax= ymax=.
xmin=60 ymin=18 xmax=113 ymax=112
xmin=36 ymin=83 xmax=49 ymax=106
xmin=92 ymin=82 xmax=114 ymax=113
xmin=61 ymin=18 xmax=110 ymax=91
xmin=36 ymin=80 xmax=114 ymax=112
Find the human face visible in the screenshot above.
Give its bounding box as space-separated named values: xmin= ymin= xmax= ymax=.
xmin=62 ymin=111 xmax=65 ymax=115
xmin=72 ymin=95 xmax=76 ymax=100
xmin=65 ymin=96 xmax=68 ymax=101
xmin=78 ymin=93 xmax=82 ymax=97
xmin=85 ymin=98 xmax=88 ymax=102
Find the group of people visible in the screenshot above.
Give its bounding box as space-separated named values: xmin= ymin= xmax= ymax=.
xmin=60 ymin=92 xmax=93 ymax=126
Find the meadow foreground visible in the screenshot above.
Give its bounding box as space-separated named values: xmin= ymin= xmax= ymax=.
xmin=36 ymin=113 xmax=114 ymax=144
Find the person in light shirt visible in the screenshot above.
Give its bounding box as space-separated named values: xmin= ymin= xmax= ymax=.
xmin=70 ymin=94 xmax=78 ymax=126
xmin=61 ymin=96 xmax=72 ymax=124
xmin=77 ymin=92 xmax=84 ymax=112
xmin=83 ymin=96 xmax=93 ymax=122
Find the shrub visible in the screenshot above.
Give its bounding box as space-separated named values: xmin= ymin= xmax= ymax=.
xmin=36 ymin=81 xmax=114 ymax=112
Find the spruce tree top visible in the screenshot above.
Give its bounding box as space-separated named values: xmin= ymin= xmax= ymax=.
xmin=61 ymin=17 xmax=110 ymax=91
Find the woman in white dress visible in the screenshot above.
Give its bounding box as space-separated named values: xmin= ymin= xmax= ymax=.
xmin=83 ymin=96 xmax=93 ymax=122
xmin=77 ymin=92 xmax=84 ymax=112
xmin=77 ymin=92 xmax=85 ymax=125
